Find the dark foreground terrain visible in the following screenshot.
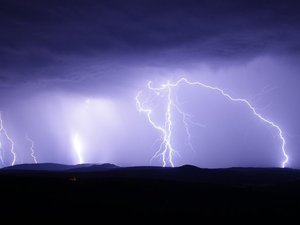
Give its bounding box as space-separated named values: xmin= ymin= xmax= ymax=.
xmin=0 ymin=164 xmax=299 ymax=222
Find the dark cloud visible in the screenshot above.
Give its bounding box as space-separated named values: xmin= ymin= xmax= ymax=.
xmin=0 ymin=0 xmax=299 ymax=95
xmin=1 ymin=0 xmax=300 ymax=69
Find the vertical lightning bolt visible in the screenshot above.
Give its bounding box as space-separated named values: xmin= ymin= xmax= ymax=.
xmin=0 ymin=139 xmax=3 ymax=166
xmin=26 ymin=134 xmax=38 ymax=164
xmin=72 ymin=132 xmax=84 ymax=164
xmin=0 ymin=112 xmax=16 ymax=166
xmin=136 ymin=78 xmax=289 ymax=168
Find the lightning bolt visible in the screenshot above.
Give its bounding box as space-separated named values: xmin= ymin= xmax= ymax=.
xmin=173 ymin=102 xmax=206 ymax=152
xmin=136 ymin=78 xmax=289 ymax=168
xmin=0 ymin=139 xmax=3 ymax=166
xmin=0 ymin=112 xmax=16 ymax=166
xmin=26 ymin=134 xmax=38 ymax=164
xmin=72 ymin=132 xmax=84 ymax=164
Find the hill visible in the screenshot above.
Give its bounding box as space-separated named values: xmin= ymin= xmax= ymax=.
xmin=0 ymin=164 xmax=299 ymax=222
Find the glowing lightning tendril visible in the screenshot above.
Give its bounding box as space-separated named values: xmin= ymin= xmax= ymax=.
xmin=72 ymin=133 xmax=84 ymax=164
xmin=26 ymin=134 xmax=38 ymax=164
xmin=0 ymin=112 xmax=16 ymax=166
xmin=136 ymin=78 xmax=289 ymax=168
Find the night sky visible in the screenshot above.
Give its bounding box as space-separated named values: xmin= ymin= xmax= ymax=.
xmin=0 ymin=0 xmax=300 ymax=168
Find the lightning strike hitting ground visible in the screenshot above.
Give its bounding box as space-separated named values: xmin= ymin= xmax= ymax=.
xmin=0 ymin=139 xmax=3 ymax=165
xmin=0 ymin=112 xmax=16 ymax=166
xmin=26 ymin=134 xmax=38 ymax=164
xmin=136 ymin=78 xmax=289 ymax=168
xmin=72 ymin=132 xmax=84 ymax=164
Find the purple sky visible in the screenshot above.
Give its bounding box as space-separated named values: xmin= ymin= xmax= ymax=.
xmin=0 ymin=0 xmax=300 ymax=168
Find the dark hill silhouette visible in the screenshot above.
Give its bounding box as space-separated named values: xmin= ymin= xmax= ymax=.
xmin=1 ymin=163 xmax=118 ymax=172
xmin=1 ymin=163 xmax=92 ymax=171
xmin=1 ymin=163 xmax=300 ymax=185
xmin=0 ymin=163 xmax=299 ymax=222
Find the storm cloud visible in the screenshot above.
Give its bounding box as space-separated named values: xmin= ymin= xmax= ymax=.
xmin=0 ymin=0 xmax=299 ymax=168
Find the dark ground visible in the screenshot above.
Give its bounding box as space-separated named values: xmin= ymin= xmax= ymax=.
xmin=0 ymin=164 xmax=299 ymax=222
